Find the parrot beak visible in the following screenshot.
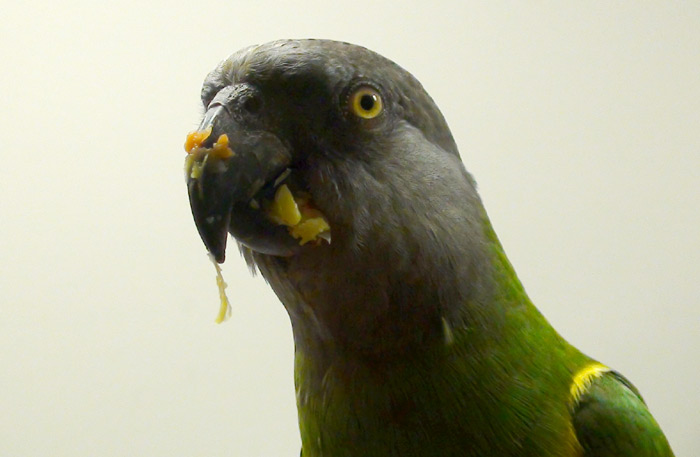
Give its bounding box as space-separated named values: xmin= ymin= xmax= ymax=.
xmin=185 ymin=104 xmax=297 ymax=262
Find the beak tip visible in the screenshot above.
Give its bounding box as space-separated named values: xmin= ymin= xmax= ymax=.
xmin=197 ymin=219 xmax=230 ymax=265
xmin=211 ymin=248 xmax=226 ymax=264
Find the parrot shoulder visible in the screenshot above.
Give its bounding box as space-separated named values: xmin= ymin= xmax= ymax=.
xmin=571 ymin=368 xmax=674 ymax=456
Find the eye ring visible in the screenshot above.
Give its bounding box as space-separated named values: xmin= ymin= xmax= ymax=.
xmin=348 ymin=86 xmax=383 ymax=119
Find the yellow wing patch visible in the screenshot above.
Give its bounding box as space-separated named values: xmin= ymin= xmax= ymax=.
xmin=570 ymin=362 xmax=610 ymax=408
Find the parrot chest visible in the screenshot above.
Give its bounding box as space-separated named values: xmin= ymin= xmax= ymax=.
xmin=294 ymin=348 xmax=583 ymax=457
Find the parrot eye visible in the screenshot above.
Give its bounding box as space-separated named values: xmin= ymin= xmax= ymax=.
xmin=348 ymin=86 xmax=383 ymax=119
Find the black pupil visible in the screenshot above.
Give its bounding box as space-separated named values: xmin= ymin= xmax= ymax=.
xmin=360 ymin=93 xmax=376 ymax=111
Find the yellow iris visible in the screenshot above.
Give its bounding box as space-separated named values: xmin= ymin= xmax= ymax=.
xmin=349 ymin=86 xmax=383 ymax=119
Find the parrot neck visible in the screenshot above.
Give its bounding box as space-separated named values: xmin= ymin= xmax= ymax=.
xmin=271 ymin=212 xmax=586 ymax=456
xmin=255 ymin=205 xmax=572 ymax=371
xmin=310 ymin=212 xmax=533 ymax=355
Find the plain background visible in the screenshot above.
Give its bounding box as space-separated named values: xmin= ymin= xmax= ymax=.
xmin=1 ymin=1 xmax=698 ymax=456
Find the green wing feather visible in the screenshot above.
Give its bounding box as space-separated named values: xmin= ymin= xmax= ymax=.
xmin=572 ymin=371 xmax=674 ymax=456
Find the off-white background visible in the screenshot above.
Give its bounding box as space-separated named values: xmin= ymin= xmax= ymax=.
xmin=1 ymin=2 xmax=698 ymax=456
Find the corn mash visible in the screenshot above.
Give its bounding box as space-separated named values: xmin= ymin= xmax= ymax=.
xmin=267 ymin=184 xmax=330 ymax=245
xmin=210 ymin=253 xmax=232 ymax=323
xmin=184 ymin=128 xmax=235 ymax=180
xmin=184 ymin=127 xmax=233 ymax=159
xmin=184 ymin=126 xmax=213 ymax=152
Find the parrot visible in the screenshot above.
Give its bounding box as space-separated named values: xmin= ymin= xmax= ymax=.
xmin=183 ymin=39 xmax=674 ymax=456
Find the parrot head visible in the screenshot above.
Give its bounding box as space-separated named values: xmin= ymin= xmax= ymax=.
xmin=185 ymin=39 xmax=474 ymax=264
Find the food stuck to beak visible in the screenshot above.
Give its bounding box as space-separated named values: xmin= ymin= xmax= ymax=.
xmin=184 ymin=128 xmax=235 ymax=182
xmin=184 ymin=127 xmax=331 ymax=249
xmin=210 ymin=253 xmax=232 ymax=323
xmin=267 ymin=185 xmax=331 ymax=246
xmin=184 ymin=128 xmax=330 ymax=322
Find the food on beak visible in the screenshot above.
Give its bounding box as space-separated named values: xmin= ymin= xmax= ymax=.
xmin=184 ymin=128 xmax=235 ymax=180
xmin=267 ymin=184 xmax=331 ymax=245
xmin=184 ymin=128 xmax=330 ymax=322
xmin=184 ymin=126 xmax=213 ymax=152
xmin=210 ymin=253 xmax=232 ymax=323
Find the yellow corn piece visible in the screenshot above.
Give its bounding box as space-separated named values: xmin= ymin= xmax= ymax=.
xmin=184 ymin=128 xmax=234 ymax=180
xmin=209 ymin=134 xmax=234 ymax=159
xmin=268 ymin=184 xmax=302 ymax=226
xmin=267 ymin=184 xmax=330 ymax=245
xmin=184 ymin=128 xmax=233 ymax=159
xmin=290 ymin=217 xmax=331 ymax=245
xmin=187 ymin=156 xmax=205 ymax=179
xmin=184 ymin=126 xmax=213 ymax=153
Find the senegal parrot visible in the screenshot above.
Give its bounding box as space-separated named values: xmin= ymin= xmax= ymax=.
xmin=184 ymin=39 xmax=674 ymax=456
